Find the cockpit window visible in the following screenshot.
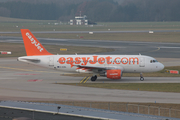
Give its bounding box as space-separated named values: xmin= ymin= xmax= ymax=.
xmin=150 ymin=60 xmax=158 ymax=63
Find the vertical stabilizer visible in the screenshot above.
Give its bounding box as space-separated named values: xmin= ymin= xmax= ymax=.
xmin=21 ymin=29 xmax=53 ymax=56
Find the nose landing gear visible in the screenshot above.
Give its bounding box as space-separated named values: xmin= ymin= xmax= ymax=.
xmin=140 ymin=73 xmax=144 ymax=81
xmin=91 ymin=75 xmax=97 ymax=81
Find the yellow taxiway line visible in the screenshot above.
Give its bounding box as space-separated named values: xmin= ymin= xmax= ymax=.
xmin=80 ymin=76 xmax=90 ymax=83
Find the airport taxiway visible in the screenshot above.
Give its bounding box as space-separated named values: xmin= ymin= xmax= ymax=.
xmin=0 ymin=58 xmax=180 ymax=103
xmin=1 ymin=36 xmax=180 ymax=58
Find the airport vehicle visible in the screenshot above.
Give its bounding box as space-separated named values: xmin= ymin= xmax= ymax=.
xmin=18 ymin=29 xmax=164 ymax=81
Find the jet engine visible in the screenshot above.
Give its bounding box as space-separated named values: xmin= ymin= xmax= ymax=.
xmin=99 ymin=69 xmax=122 ymax=79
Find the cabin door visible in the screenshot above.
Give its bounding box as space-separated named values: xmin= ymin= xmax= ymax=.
xmin=139 ymin=57 xmax=145 ymax=67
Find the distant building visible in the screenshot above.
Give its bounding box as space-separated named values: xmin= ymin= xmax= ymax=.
xmin=70 ymin=15 xmax=88 ymax=25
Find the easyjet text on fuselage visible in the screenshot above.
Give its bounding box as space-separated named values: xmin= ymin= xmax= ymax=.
xmin=58 ymin=56 xmax=139 ymax=67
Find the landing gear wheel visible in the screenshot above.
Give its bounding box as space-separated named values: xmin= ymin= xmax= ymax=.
xmin=140 ymin=77 xmax=144 ymax=81
xmin=140 ymin=73 xmax=144 ymax=81
xmin=91 ymin=75 xmax=97 ymax=81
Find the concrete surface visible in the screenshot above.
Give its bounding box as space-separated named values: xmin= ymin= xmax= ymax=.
xmin=0 ymin=58 xmax=180 ymax=103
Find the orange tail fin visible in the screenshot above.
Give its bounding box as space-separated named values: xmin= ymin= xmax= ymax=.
xmin=21 ymin=29 xmax=53 ymax=56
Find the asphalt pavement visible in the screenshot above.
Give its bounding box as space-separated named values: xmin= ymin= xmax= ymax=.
xmin=1 ymin=36 xmax=180 ymax=58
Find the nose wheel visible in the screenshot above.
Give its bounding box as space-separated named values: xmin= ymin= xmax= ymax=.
xmin=91 ymin=75 xmax=97 ymax=81
xmin=140 ymin=73 xmax=144 ymax=81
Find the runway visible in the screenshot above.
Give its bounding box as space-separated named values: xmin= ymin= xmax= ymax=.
xmin=1 ymin=36 xmax=180 ymax=58
xmin=0 ymin=58 xmax=180 ymax=103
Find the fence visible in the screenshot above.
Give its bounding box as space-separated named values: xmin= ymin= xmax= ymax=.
xmin=51 ymin=101 xmax=180 ymax=118
xmin=0 ymin=107 xmax=90 ymax=120
xmin=1 ymin=101 xmax=180 ymax=119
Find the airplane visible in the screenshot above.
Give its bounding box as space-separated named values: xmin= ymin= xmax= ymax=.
xmin=18 ymin=29 xmax=164 ymax=81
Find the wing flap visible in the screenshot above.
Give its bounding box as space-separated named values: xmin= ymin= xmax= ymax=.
xmin=75 ymin=65 xmax=120 ymax=70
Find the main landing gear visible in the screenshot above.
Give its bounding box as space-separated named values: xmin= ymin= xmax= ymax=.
xmin=91 ymin=75 xmax=97 ymax=81
xmin=140 ymin=73 xmax=144 ymax=81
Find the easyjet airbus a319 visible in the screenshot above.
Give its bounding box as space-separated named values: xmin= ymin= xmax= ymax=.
xmin=18 ymin=29 xmax=164 ymax=81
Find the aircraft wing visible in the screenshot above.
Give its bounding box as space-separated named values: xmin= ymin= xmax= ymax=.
xmin=18 ymin=58 xmax=40 ymax=63
xmin=75 ymin=65 xmax=120 ymax=70
xmin=75 ymin=65 xmax=124 ymax=80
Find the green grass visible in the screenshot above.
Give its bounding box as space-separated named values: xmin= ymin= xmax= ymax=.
xmin=60 ymin=83 xmax=180 ymax=93
xmin=0 ymin=16 xmax=180 ymax=32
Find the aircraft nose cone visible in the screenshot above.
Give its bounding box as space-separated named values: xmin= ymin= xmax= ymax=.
xmin=159 ymin=63 xmax=164 ymax=70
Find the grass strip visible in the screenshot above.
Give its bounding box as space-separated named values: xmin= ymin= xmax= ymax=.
xmin=32 ymin=101 xmax=180 ymax=110
xmin=59 ymin=83 xmax=180 ymax=93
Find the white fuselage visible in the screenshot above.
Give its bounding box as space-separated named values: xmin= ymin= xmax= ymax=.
xmin=18 ymin=54 xmax=164 ymax=74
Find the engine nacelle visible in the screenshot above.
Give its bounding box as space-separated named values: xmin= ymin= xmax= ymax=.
xmin=106 ymin=69 xmax=122 ymax=79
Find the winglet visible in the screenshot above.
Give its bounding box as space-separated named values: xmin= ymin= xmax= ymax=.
xmin=21 ymin=29 xmax=53 ymax=56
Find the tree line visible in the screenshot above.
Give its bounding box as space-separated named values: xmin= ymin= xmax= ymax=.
xmin=0 ymin=0 xmax=180 ymax=22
